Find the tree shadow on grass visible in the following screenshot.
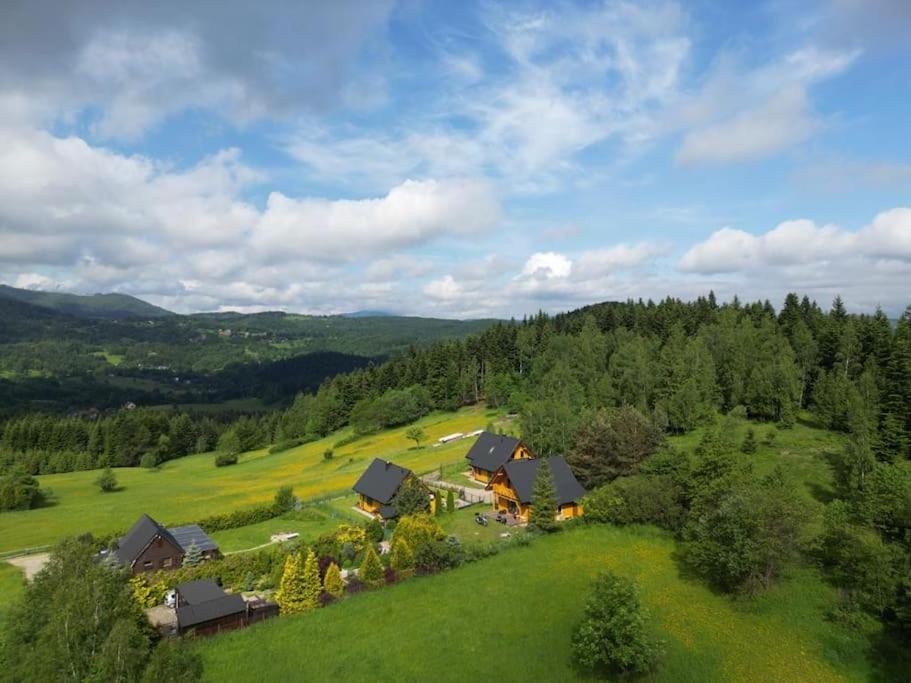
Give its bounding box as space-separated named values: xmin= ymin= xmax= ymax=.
xmin=668 ymin=545 xmax=732 ymax=599
xmin=806 ymin=481 xmax=836 ymax=505
xmin=796 ymin=413 xmax=826 ymax=430
xmin=867 ymin=627 xmax=911 ymax=682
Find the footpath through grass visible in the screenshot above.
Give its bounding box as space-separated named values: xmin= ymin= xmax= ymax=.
xmin=0 ymin=406 xmax=494 ymax=554
xmin=197 ymin=524 xmax=877 ymax=682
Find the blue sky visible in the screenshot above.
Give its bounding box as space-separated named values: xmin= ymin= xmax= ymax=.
xmin=0 ymin=0 xmax=909 ymax=317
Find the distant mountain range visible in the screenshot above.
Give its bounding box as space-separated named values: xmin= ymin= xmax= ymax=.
xmin=0 ymin=284 xmax=172 ymax=320
xmin=0 ymin=284 xmax=499 ymax=414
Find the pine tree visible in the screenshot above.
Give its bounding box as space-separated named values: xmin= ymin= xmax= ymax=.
xmin=300 ymin=548 xmax=322 ymax=611
xmin=529 ymin=459 xmax=559 ymax=533
xmin=323 ymin=562 xmax=344 ymax=599
xmin=182 ymin=541 xmax=202 ymax=567
xmin=359 ymin=545 xmax=385 ymax=589
xmin=389 ymin=538 xmax=415 ymax=580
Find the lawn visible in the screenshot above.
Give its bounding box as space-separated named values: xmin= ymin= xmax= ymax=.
xmin=197 ymin=524 xmax=881 ymax=682
xmin=438 ymin=504 xmax=524 ymax=545
xmin=0 ymin=406 xmax=497 ymax=554
xmin=210 ymin=502 xmax=363 ymax=553
xmin=0 ymin=563 xmax=25 ymax=629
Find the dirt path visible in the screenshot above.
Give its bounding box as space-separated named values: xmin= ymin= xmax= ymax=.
xmin=6 ymin=552 xmax=50 ymax=580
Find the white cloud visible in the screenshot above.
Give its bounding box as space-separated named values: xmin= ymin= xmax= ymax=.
xmin=285 ymin=1 xmax=691 ymax=193
xmin=679 ymin=209 xmax=911 ymax=274
xmin=251 ymin=178 xmax=500 ymax=263
xmin=671 ymin=45 xmax=859 ymax=165
xmin=423 ymin=275 xmax=463 ymax=302
xmin=520 ymin=252 xmax=573 ymax=279
xmin=676 ymin=88 xmax=817 ymax=164
xmin=0 ymin=2 xmax=394 ymax=140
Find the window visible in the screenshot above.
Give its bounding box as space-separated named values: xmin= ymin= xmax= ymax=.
xmin=143 ymin=561 xmax=153 ymax=570
xmin=162 ymin=557 xmax=172 ymax=568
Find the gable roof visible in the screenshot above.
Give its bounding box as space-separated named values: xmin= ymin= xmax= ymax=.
xmin=175 ymin=579 xmax=246 ymax=629
xmin=176 ymin=579 xmax=226 ymax=605
xmin=352 ymin=458 xmax=412 ymax=504
xmin=116 ymin=514 xmax=181 ymax=566
xmin=169 ymin=524 xmax=219 ymax=553
xmin=465 ymin=432 xmax=522 ymax=473
xmin=499 ymin=456 xmax=585 ymax=506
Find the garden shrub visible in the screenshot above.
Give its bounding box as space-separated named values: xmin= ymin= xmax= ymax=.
xmin=359 ymin=545 xmax=385 ymax=589
xmin=214 ymin=452 xmax=238 ymax=467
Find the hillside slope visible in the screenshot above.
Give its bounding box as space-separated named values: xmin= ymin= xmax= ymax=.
xmin=0 ymin=284 xmax=172 ymax=319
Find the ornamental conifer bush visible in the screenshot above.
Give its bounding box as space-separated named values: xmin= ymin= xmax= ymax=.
xmin=276 ymin=552 xmax=312 ymax=614
xmin=446 ymin=489 xmax=455 ymax=513
xmin=300 ymin=548 xmax=322 ymax=611
xmin=389 ymin=538 xmax=415 ymax=580
xmin=323 ymin=562 xmax=344 ymax=599
xmin=359 ymin=545 xmax=385 ymax=589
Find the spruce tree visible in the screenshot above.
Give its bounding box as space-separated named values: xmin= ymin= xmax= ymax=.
xmin=359 ymin=545 xmax=385 ymax=589
xmin=529 ymin=459 xmax=559 ymax=533
xmin=323 ymin=562 xmax=344 ymax=599
xmin=182 ymin=542 xmax=202 ymax=567
xmin=740 ymin=429 xmax=757 ymax=454
xmin=95 ymin=466 xmax=117 ymax=493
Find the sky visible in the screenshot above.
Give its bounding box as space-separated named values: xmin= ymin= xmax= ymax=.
xmin=0 ymin=0 xmax=909 ymax=319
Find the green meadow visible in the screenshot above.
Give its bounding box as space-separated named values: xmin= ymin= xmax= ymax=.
xmin=197 ymin=525 xmax=881 ymax=682
xmin=0 ymin=406 xmax=494 ymax=554
xmin=0 ymin=563 xmax=25 ymax=630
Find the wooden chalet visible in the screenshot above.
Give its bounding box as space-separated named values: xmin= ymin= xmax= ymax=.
xmin=352 ymin=458 xmax=434 ymax=519
xmin=464 ymin=432 xmax=533 ymax=483
xmin=109 ymin=514 xmax=220 ymax=574
xmin=486 ymin=456 xmax=585 ymax=522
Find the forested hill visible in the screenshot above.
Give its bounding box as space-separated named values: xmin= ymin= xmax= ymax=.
xmin=0 ymin=284 xmax=172 ymax=319
xmin=0 ymin=286 xmax=499 ymax=414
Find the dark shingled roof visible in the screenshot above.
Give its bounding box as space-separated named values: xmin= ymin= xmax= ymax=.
xmin=175 ymin=579 xmax=246 ymax=629
xmin=465 ymin=432 xmax=522 ymax=473
xmin=177 ymin=579 xmax=226 ymax=605
xmin=169 ymin=525 xmax=219 ymax=553
xmin=352 ymin=458 xmax=412 ymax=504
xmin=500 ymin=456 xmax=585 ymax=506
xmin=177 ymin=595 xmax=246 ymax=629
xmin=116 ymin=514 xmax=181 ymax=566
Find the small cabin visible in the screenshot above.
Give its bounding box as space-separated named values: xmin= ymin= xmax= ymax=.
xmin=465 ymin=432 xmax=533 ymax=484
xmin=352 ymin=458 xmax=435 ymax=520
xmin=175 ymin=580 xmax=250 ymax=637
xmin=486 ymin=456 xmax=585 ymax=522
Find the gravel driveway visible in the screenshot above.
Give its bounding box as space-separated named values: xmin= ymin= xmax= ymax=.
xmin=6 ymin=552 xmax=50 ymax=580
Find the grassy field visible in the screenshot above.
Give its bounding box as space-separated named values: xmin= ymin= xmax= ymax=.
xmin=210 ymin=502 xmax=363 ymax=553
xmin=0 ymin=406 xmax=496 ymax=554
xmin=197 ymin=524 xmax=882 ymax=682
xmin=0 ymin=562 xmax=25 ymax=637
